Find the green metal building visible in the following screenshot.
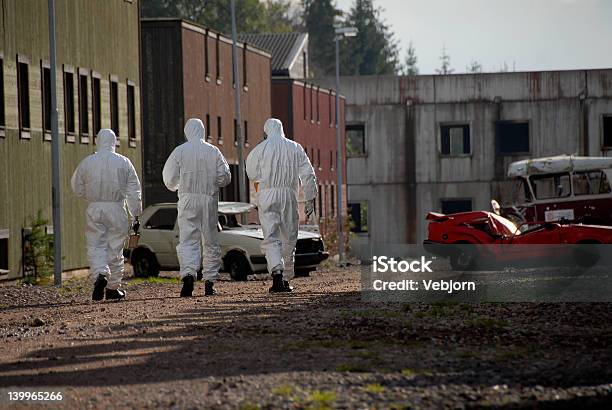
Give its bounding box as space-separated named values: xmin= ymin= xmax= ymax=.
xmin=0 ymin=0 xmax=142 ymax=280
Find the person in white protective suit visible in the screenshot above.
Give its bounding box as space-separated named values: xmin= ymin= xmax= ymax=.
xmin=246 ymin=118 xmax=317 ymax=293
xmin=71 ymin=129 xmax=142 ymax=301
xmin=163 ymin=118 xmax=231 ymax=297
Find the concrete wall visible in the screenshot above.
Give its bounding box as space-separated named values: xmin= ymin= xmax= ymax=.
xmin=318 ymin=69 xmax=612 ymax=260
xmin=0 ymin=0 xmax=142 ymax=279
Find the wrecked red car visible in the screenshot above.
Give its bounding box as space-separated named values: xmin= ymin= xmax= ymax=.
xmin=423 ymin=211 xmax=612 ymax=270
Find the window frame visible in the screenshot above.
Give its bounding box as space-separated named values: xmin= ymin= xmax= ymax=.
xmin=0 ymin=54 xmax=6 ymax=137
xmin=63 ymin=65 xmax=76 ymax=142
xmin=346 ymin=122 xmax=367 ymax=157
xmin=110 ymin=75 xmax=120 ymax=143
xmin=496 ymin=120 xmax=531 ymax=155
xmin=91 ymin=71 xmax=102 ymax=140
xmin=439 ymin=122 xmax=471 ymax=157
xmin=41 ymin=60 xmax=52 ymax=141
xmin=78 ymin=68 xmax=90 ymax=144
xmin=127 ymin=80 xmax=136 ymax=147
xmin=206 ymin=113 xmax=211 ymax=141
xmin=529 ymin=172 xmax=572 ymax=200
xmin=348 ymin=201 xmax=369 ymax=234
xmin=601 ymin=114 xmax=612 ymax=150
xmin=217 ymin=116 xmax=223 ymax=144
xmin=204 ymin=29 xmax=210 ymax=81
xmin=0 ymin=228 xmax=9 ymax=273
xmin=244 ymin=120 xmax=248 ymax=147
xmin=17 ymin=55 xmax=31 ymax=139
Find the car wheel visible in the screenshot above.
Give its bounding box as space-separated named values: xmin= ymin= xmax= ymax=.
xmin=225 ymin=252 xmax=250 ymax=281
xmin=450 ymin=242 xmax=476 ymax=271
xmin=131 ymin=248 xmax=160 ymax=278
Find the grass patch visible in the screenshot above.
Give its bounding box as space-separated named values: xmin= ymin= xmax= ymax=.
xmin=336 ymin=362 xmax=368 ymax=373
xmin=238 ymin=402 xmax=261 ymax=410
xmin=306 ymin=390 xmax=336 ymax=409
xmin=271 ymin=385 xmax=294 ymax=397
xmin=401 ymin=368 xmax=433 ymax=378
xmin=363 ymin=383 xmax=385 ymax=394
xmin=128 ymin=276 xmax=180 ymax=285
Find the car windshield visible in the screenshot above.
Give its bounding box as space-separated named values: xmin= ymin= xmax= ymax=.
xmin=511 ymin=177 xmax=533 ymax=203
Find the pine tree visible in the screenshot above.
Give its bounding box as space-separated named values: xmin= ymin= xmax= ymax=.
xmin=466 ymin=60 xmax=482 ymax=73
xmin=436 ymin=46 xmax=454 ymax=75
xmin=402 ymin=41 xmax=419 ymax=75
xmin=302 ymin=0 xmax=340 ymax=77
xmin=342 ymin=0 xmax=400 ymax=75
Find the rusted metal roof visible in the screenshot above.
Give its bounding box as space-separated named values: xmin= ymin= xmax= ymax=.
xmin=238 ymin=32 xmax=307 ymax=75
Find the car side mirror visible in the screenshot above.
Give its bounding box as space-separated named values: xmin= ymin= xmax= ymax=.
xmin=217 ymin=222 xmax=223 ymax=232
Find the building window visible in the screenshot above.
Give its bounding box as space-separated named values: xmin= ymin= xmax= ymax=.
xmin=127 ymin=81 xmax=136 ymax=147
xmin=329 ymin=91 xmax=333 ymax=127
xmin=330 ymin=185 xmax=335 ymax=217
xmin=41 ymin=63 xmax=52 ymax=140
xmin=440 ymin=124 xmax=470 ymax=155
xmin=0 ymin=229 xmax=8 ymax=272
xmin=0 ymin=57 xmax=4 ymax=132
xmin=92 ymin=75 xmax=101 ymax=137
xmin=244 ymin=120 xmax=248 ymax=145
xmin=496 ymin=120 xmax=529 ymax=155
xmin=110 ymin=78 xmax=119 ymax=138
xmin=206 ymin=114 xmax=211 ymax=141
xmin=346 ymin=123 xmax=366 ymax=157
xmin=603 ymin=115 xmax=612 ymax=149
xmin=530 ymin=173 xmax=571 ymax=199
xmin=317 ymin=184 xmax=323 ymax=217
xmin=217 ymin=116 xmax=222 ymax=143
xmin=78 ymin=71 xmax=89 ymax=142
xmin=330 ymin=150 xmax=333 ymax=171
xmin=204 ymin=30 xmax=210 ymax=79
xmin=348 ymin=202 xmax=368 ymax=233
xmin=316 ymin=87 xmax=320 ymax=123
xmin=242 ymin=43 xmax=247 ymax=86
xmin=310 ymin=86 xmax=314 ymax=122
xmin=303 ymin=51 xmax=308 ymax=78
xmin=573 ymin=170 xmax=611 ymax=196
xmin=303 ymin=84 xmax=307 ymax=120
xmin=317 ymin=149 xmax=321 ymax=169
xmin=64 ymin=68 xmax=75 ymax=141
xmin=440 ymin=198 xmax=473 ymax=215
xmin=215 ymin=36 xmax=221 ymax=80
xmin=234 ymin=118 xmax=238 ymax=146
xmin=17 ymin=59 xmax=31 ymax=136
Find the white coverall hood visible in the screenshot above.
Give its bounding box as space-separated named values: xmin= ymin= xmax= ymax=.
xmin=96 ymin=129 xmax=117 ymax=152
xmin=246 ymin=118 xmax=318 ymax=279
xmin=71 ymin=128 xmax=142 ymax=290
xmin=184 ymin=118 xmax=205 ymax=142
xmin=162 ymin=118 xmax=232 ymax=281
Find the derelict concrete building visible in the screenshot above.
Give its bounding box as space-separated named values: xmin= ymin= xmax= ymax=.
xmin=318 ymin=69 xmax=612 ymax=259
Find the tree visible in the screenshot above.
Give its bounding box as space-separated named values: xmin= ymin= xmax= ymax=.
xmin=140 ymin=0 xmax=294 ymax=34
xmin=402 ymin=41 xmax=418 ymax=75
xmin=436 ymin=46 xmax=454 ymax=75
xmin=302 ymin=0 xmax=341 ymax=77
xmin=342 ymin=0 xmax=400 ymax=76
xmin=466 ymin=60 xmax=482 ymax=73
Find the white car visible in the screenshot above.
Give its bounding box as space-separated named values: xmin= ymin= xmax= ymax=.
xmin=125 ymin=202 xmax=329 ymax=280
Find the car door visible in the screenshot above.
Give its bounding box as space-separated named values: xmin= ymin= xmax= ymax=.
xmin=142 ymin=207 xmax=178 ymax=267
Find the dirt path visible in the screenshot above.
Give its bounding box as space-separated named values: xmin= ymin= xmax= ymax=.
xmin=0 ymin=267 xmax=611 ymax=409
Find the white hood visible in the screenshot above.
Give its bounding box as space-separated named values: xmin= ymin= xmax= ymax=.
xmin=222 ymin=226 xmax=321 ymax=240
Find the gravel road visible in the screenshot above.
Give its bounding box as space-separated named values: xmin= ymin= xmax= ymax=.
xmin=0 ymin=267 xmax=611 ymax=409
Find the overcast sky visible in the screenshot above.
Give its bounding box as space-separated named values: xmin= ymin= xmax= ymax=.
xmin=333 ymin=0 xmax=612 ymax=74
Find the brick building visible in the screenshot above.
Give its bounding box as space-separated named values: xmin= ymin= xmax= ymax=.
xmin=239 ymin=33 xmax=346 ymax=222
xmin=141 ymin=19 xmax=272 ymax=205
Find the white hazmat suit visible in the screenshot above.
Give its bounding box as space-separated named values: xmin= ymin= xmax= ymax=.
xmin=71 ymin=129 xmax=142 ymax=290
xmin=246 ymin=118 xmax=317 ymax=280
xmin=162 ymin=118 xmax=231 ymax=281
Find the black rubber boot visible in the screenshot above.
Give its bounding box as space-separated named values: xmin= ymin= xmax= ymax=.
xmin=105 ymin=288 xmax=126 ymax=300
xmin=92 ymin=274 xmax=107 ymax=301
xmin=204 ymin=280 xmax=216 ymax=296
xmin=269 ymin=273 xmax=292 ymax=293
xmin=181 ymin=275 xmax=195 ymax=297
